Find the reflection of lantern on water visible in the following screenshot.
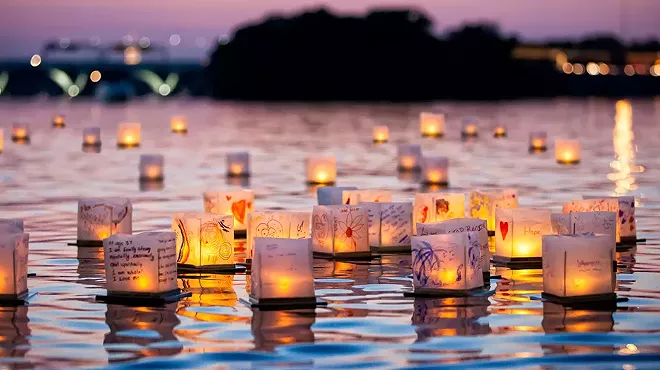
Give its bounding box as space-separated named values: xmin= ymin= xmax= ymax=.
xmin=0 ymin=306 xmax=30 ymax=359
xmin=461 ymin=118 xmax=478 ymax=138
xmin=52 ymin=114 xmax=65 ymax=128
xmin=493 ymin=125 xmax=507 ymax=138
xmin=139 ymin=154 xmax=164 ymax=182
xmin=170 ymin=115 xmax=187 ymax=133
xmin=541 ymin=302 xmax=614 ymax=355
xmin=379 ymin=254 xmax=412 ymax=278
xmin=76 ymin=246 xmax=104 ymax=282
xmin=421 ymin=157 xmax=449 ymax=186
xmin=11 ymin=123 xmax=30 ymax=142
xmin=252 ymin=310 xmax=316 ymax=351
xmin=420 ymin=112 xmax=445 ymax=138
xmin=104 ymin=303 xmax=182 ymax=363
xmin=529 ymin=132 xmax=548 ymax=152
xmin=176 ymin=275 xmax=238 ymax=322
xmin=397 ymin=144 xmax=423 ymax=171
xmin=82 ymin=127 xmax=101 ymax=147
xmin=412 ymin=296 xmax=491 ymax=341
xmin=372 ymin=125 xmax=389 ymax=143
xmin=0 ymin=232 xmax=29 ymax=301
xmin=616 ymin=247 xmax=636 ymax=275
xmin=555 ymin=139 xmax=580 ymax=164
xmin=494 ymin=267 xmax=543 ymax=298
xmin=172 ymin=212 xmax=235 ymax=269
xmin=116 ymin=122 xmax=141 ymax=148
xmin=226 ymin=152 xmax=250 ymax=177
xmin=77 ymin=197 xmax=132 ymax=246
xmin=494 ymin=208 xmax=551 ymax=265
xmin=305 ymin=156 xmax=336 ymax=185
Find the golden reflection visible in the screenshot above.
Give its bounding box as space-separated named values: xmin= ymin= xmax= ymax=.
xmin=412 ymin=296 xmax=491 ymax=342
xmin=608 ymin=100 xmax=643 ymax=193
xmin=226 ymin=176 xmax=250 ymax=187
xmin=0 ymin=306 xmax=30 ymax=359
xmin=397 ymin=170 xmax=422 ymax=184
xmin=176 ymin=275 xmax=239 ymax=323
xmin=494 ymin=267 xmax=543 ymax=300
xmin=139 ymin=179 xmax=164 ymax=192
xmin=252 ymin=309 xmax=316 ymax=351
xmin=541 ymin=302 xmax=614 ymax=355
xmin=104 ymin=303 xmax=181 ymax=363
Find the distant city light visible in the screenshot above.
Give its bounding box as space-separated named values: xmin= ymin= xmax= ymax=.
xmin=586 ymin=62 xmax=599 ymax=76
xmin=169 ymin=34 xmax=181 ymax=46
xmin=573 ymin=63 xmax=584 ymax=75
xmin=195 ymin=37 xmax=208 ymax=48
xmin=90 ymin=70 xmax=102 ymax=83
xmin=158 ymin=84 xmax=171 ymax=96
xmin=67 ymin=85 xmax=80 ymax=97
xmin=624 ymin=65 xmax=635 ymax=76
xmin=30 ymin=54 xmax=42 ymax=67
xmin=599 ymin=63 xmax=610 ymax=75
xmin=59 ymin=38 xmax=71 ymax=49
xmin=562 ymin=63 xmax=573 ymax=74
xmin=138 ymin=37 xmax=151 ymax=48
xmin=634 ymin=65 xmax=647 ymax=75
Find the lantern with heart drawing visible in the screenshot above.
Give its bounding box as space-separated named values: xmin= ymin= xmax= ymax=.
xmin=203 ymin=190 xmax=255 ymax=233
xmin=494 ymin=208 xmax=551 ymax=265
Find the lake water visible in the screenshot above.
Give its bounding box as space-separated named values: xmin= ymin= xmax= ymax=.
xmin=1 ymin=97 xmax=660 ymax=369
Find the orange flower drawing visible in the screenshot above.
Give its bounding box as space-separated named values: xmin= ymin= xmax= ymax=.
xmin=336 ymin=209 xmax=365 ymax=251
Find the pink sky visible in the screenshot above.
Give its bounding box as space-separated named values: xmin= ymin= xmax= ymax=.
xmin=2 ymin=0 xmax=659 ymax=59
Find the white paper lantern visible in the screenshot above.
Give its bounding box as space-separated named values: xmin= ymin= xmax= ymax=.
xmin=411 ymin=233 xmax=484 ymax=295
xmin=397 ymin=144 xmax=422 ymax=171
xmin=529 ymin=132 xmax=548 ymax=152
xmin=312 ymin=205 xmax=371 ymax=258
xmin=52 ymin=114 xmax=65 ymax=128
xmin=494 ymin=208 xmax=552 ymax=264
xmin=562 ymin=199 xmax=620 ymax=243
xmin=421 ymin=156 xmax=449 ymax=185
xmin=250 ymin=237 xmax=317 ymax=306
xmin=0 ymin=232 xmax=29 ymax=300
xmin=11 ymin=123 xmax=30 ymax=142
xmin=305 ymin=156 xmax=336 ymax=184
xmin=317 ymin=186 xmax=357 ymax=205
xmin=413 ymin=193 xmax=465 ymax=233
xmin=246 ymin=211 xmax=311 ymax=259
xmin=103 ymin=232 xmax=178 ymax=295
xmin=342 ymin=189 xmax=392 ymax=205
xmin=139 ymin=154 xmax=164 ymax=181
xmin=172 ymin=212 xmax=234 ymax=268
xmin=461 ymin=118 xmax=478 ymax=138
xmin=361 ymin=202 xmax=413 ymax=248
xmin=542 ymin=234 xmax=615 ymax=301
xmin=117 ymin=122 xmax=141 ymax=148
xmin=82 ymin=127 xmax=101 ymax=146
xmin=203 ymin=190 xmax=254 ymax=233
xmin=555 ymin=139 xmax=580 ymax=164
xmin=170 ymin=115 xmax=188 ymax=133
xmin=583 ymin=196 xmax=635 ymax=241
xmin=77 ymin=197 xmax=132 ymax=245
xmin=227 ymin=152 xmax=250 ymax=177
xmin=416 ymin=218 xmax=489 ymax=279
xmin=551 ymin=211 xmax=617 ymax=246
xmin=493 ymin=125 xmax=507 ymax=138
xmin=469 ymin=189 xmax=518 ymax=231
xmin=0 ymin=219 xmax=23 ymax=233
xmin=372 ymin=126 xmax=389 ymax=143
xmin=419 ymin=112 xmax=445 ymax=138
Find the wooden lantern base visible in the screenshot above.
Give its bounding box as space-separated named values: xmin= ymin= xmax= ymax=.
xmin=421 ymin=133 xmax=444 ymax=138
xmin=11 ymin=137 xmax=30 ymax=144
xmin=177 ymin=263 xmax=246 ymax=274
xmin=371 ymin=245 xmax=411 ymax=254
xmin=0 ymin=290 xmax=36 ymax=306
xmin=96 ymin=288 xmax=191 ymax=306
xmin=171 ymin=129 xmax=188 ymax=134
xmin=493 ymin=133 xmax=507 ymax=138
xmin=241 ymin=296 xmax=327 ymax=311
xmin=117 ymin=143 xmax=140 ymax=149
xmin=68 ymin=240 xmax=104 ymax=247
xmin=556 ymin=159 xmax=580 ymax=165
xmin=492 ymin=256 xmax=543 ymax=269
xmin=404 ymin=286 xmax=488 ymax=298
xmin=313 ymin=251 xmax=380 ymax=261
xmin=541 ymin=292 xmax=624 ymax=307
xmin=529 ymin=146 xmax=547 ymax=153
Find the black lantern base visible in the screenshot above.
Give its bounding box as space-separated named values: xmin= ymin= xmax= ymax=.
xmin=96 ymin=288 xmax=191 ymax=306
xmin=422 ymin=180 xmax=449 ymax=187
xmin=421 ymin=133 xmax=444 ymax=139
xmin=234 ymin=230 xmax=247 ymax=239
xmin=226 ymin=172 xmax=250 ymax=178
xmin=139 ymin=176 xmax=164 ymax=182
xmin=241 ymin=296 xmax=327 ymax=311
xmin=117 ymin=143 xmax=140 ymax=149
xmin=556 ymin=159 xmax=580 ymax=165
xmin=493 ymin=256 xmax=543 ymax=269
xmin=177 ymin=263 xmax=246 ymax=274
xmin=483 ymin=271 xmax=491 ymax=282
xmin=529 ymin=146 xmax=547 ymax=153
xmin=68 ymin=240 xmax=103 ymax=247
xmin=313 ymin=251 xmax=380 ymax=261
xmin=404 ymin=286 xmax=489 ymax=298
xmin=171 ymin=129 xmax=188 ymax=134
xmin=397 ymin=166 xmax=421 ymax=172
xmin=461 ymin=133 xmax=478 ymax=139
xmin=541 ymin=292 xmax=625 ymax=307
xmin=307 ymin=181 xmax=336 ymax=186
xmin=0 ymin=291 xmax=36 ymax=306
xmin=488 ymin=230 xmax=495 ymax=237
xmin=371 ymin=245 xmax=411 ymax=254
xmin=11 ymin=137 xmax=30 ymax=144
xmin=493 ymin=133 xmax=507 ymax=138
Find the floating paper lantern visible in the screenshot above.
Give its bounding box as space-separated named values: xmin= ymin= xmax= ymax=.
xmin=312 ymin=205 xmax=371 ymax=258
xmin=82 ymin=127 xmax=101 ymax=147
xmin=246 ymin=211 xmax=311 ymax=259
xmin=172 ymin=213 xmax=235 ymax=268
xmin=413 ymin=193 xmax=465 ymax=231
xmin=397 ymin=144 xmax=422 ymax=171
xmin=552 ymin=212 xmax=617 ymax=246
xmin=562 ymin=199 xmax=620 ymax=243
xmin=139 ymin=154 xmax=164 ymax=182
xmin=342 ymin=189 xmax=392 ymax=205
xmin=542 ymin=234 xmax=616 ymax=302
xmin=421 ymin=156 xmax=449 ymax=185
xmin=0 ymin=219 xmax=23 ymax=233
xmin=555 ymin=139 xmax=580 ymax=164
xmin=469 ymin=189 xmax=518 ymax=232
xmin=305 ymin=156 xmax=336 ymax=184
xmin=361 ymin=202 xmax=413 ymax=249
xmin=203 ymin=190 xmax=254 ymax=233
xmin=116 ymin=122 xmax=141 ymax=148
xmin=170 ymin=115 xmax=188 ymax=133
xmin=226 ymin=152 xmax=250 ymax=177
xmin=420 ymin=112 xmax=445 ymax=138
xmin=249 ymin=237 xmax=321 ymax=308
xmin=77 ymin=197 xmax=132 ymax=246
xmin=493 ymin=125 xmax=507 ymax=138
xmin=494 ymin=208 xmax=551 ymax=264
xmin=0 ymin=232 xmax=29 ymax=301
xmin=372 ymin=126 xmax=389 ymax=143
xmin=103 ymin=232 xmax=178 ymax=296
xmin=0 ymin=129 xmax=3 ymax=153
xmin=529 ymin=132 xmax=548 ymax=152
xmin=416 ymin=218 xmax=489 ymax=280
xmin=461 ymin=118 xmax=478 ymax=138
xmin=52 ymin=114 xmax=65 ymax=128
xmin=317 ymin=186 xmax=357 ymax=205
xmin=11 ymin=123 xmax=30 ymax=142
xmin=410 ymin=233 xmax=484 ymax=295
xmin=583 ymin=196 xmax=635 ymax=242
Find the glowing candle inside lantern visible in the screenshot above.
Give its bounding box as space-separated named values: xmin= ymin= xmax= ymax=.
xmin=397 ymin=144 xmax=422 ymax=171
xmin=52 ymin=115 xmax=65 ymax=128
xmin=420 ymin=112 xmax=445 ymax=137
xmin=494 ymin=208 xmax=551 ymax=263
xmin=139 ymin=154 xmax=164 ymax=181
xmin=306 ymin=156 xmax=336 ymax=184
xmin=203 ymin=190 xmax=255 ymax=232
xmin=529 ymin=132 xmax=548 ymax=151
xmin=372 ymin=126 xmax=389 ymax=143
xmin=172 ymin=212 xmax=234 ymax=267
xmin=11 ymin=123 xmax=30 ymax=141
xmin=117 ymin=122 xmax=141 ymax=148
xmin=77 ymin=197 xmax=132 ymax=245
xmin=170 ymin=116 xmax=188 ymax=133
xmin=555 ymin=139 xmax=580 ymax=164
xmin=461 ymin=118 xmax=478 ymax=137
xmin=493 ymin=125 xmax=507 ymax=138
xmin=82 ymin=127 xmax=101 ymax=146
xmin=227 ymin=152 xmax=250 ymax=177
xmin=0 ymin=232 xmax=29 ymax=299
xmin=421 ymin=156 xmax=449 ymax=185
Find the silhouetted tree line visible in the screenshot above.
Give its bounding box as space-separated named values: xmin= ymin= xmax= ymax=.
xmin=206 ymin=8 xmax=660 ymax=101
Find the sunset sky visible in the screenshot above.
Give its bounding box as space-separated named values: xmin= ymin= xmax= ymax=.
xmin=2 ymin=0 xmax=659 ymax=60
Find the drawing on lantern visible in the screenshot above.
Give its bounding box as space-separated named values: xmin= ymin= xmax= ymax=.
xmin=255 ymin=219 xmax=285 ymax=238
xmin=313 ymin=213 xmax=329 ymax=248
xmin=335 ymin=208 xmax=365 ymax=251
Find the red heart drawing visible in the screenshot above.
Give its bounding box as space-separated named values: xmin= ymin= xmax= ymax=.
xmin=420 ymin=206 xmax=428 ymax=223
xmin=226 ymin=195 xmax=232 ymax=201
xmin=345 ymin=197 xmax=351 ymax=205
xmin=232 ymin=200 xmax=246 ymax=224
xmin=500 ymin=221 xmax=509 ymax=240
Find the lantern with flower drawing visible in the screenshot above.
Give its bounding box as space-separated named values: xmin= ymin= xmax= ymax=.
xmin=246 ymin=211 xmax=310 ymax=259
xmin=461 ymin=118 xmax=478 ymax=138
xmin=0 ymin=232 xmax=29 ymax=301
xmin=372 ymin=126 xmax=389 ymax=143
xmin=172 ymin=212 xmax=235 ymax=269
xmin=469 ymin=189 xmax=518 ymax=232
xmin=420 ymin=112 xmax=445 ymax=138
xmin=409 ymin=233 xmax=484 ymax=295
xmin=342 ymin=189 xmax=392 ymax=205
xmin=52 ymin=114 xmax=65 ymax=128
xmin=11 ymin=123 xmax=30 ymax=142
xmin=306 ymin=156 xmax=336 ymax=184
xmin=542 ymin=234 xmax=616 ymax=302
xmin=312 ymin=205 xmax=371 ymax=258
xmin=227 ymin=152 xmax=250 ymax=177
xmin=317 ymin=186 xmax=357 ymax=206
xmin=414 ymin=193 xmax=465 ymax=233
xmin=203 ymin=190 xmax=254 ymax=234
xmin=77 ymin=197 xmax=132 ymax=246
xmin=397 ymin=144 xmax=422 ymax=171
xmin=170 ymin=115 xmax=187 ymax=133
xmin=529 ymin=132 xmax=548 ymax=152
xmin=555 ymin=139 xmax=580 ymax=164
xmin=494 ymin=208 xmax=551 ymax=264
xmin=82 ymin=127 xmax=101 ymax=147
xmin=117 ymin=122 xmax=141 ymax=148
xmin=139 ymin=154 xmax=164 ymax=181
xmin=421 ymin=156 xmax=449 ymax=185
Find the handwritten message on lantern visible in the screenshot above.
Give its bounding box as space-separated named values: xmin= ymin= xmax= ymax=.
xmin=495 ymin=208 xmax=551 ymax=261
xmin=562 ymin=199 xmax=620 ymax=242
xmin=172 ymin=213 xmax=234 ymax=267
xmin=77 ymin=198 xmax=132 ymax=242
xmin=362 ymin=202 xmax=413 ymax=247
xmin=583 ymin=196 xmax=636 ymax=239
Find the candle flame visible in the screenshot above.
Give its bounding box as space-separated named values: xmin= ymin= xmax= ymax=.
xmin=230 ymin=164 xmax=244 ymax=175
xmin=400 ymin=156 xmax=416 ymax=169
xmin=145 ymin=165 xmax=161 ymax=179
xmin=531 ymin=138 xmax=545 ymax=148
xmin=315 ymin=170 xmax=328 ymax=183
xmin=84 ymin=135 xmax=98 ymax=144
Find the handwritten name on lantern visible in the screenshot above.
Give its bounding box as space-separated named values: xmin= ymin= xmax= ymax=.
xmin=551 ymin=212 xmax=617 ymax=245
xmin=104 ymin=232 xmax=178 ymax=295
xmin=227 ymin=152 xmax=250 ymax=177
xmin=342 ymin=189 xmax=392 ymax=205
xmin=494 ymin=208 xmax=551 ymax=262
xmin=203 ymin=190 xmax=254 ymax=232
xmin=139 ymin=154 xmax=164 ymax=181
xmin=420 ymin=112 xmax=445 ymax=137
xmin=172 ymin=212 xmax=234 ymax=267
xmin=542 ymin=234 xmax=615 ymax=299
xmin=77 ymin=197 xmax=132 ymax=243
xmin=555 ymin=139 xmax=580 ymax=164
xmin=117 ymin=122 xmax=141 ymax=148
xmin=246 ymin=211 xmax=311 ymax=259
xmin=361 ymin=202 xmax=413 ymax=247
xmin=305 ymin=156 xmax=336 ymax=184
xmin=421 ymin=156 xmax=449 ymax=185
xmin=469 ymin=189 xmax=518 ymax=231
xmin=397 ymin=144 xmax=423 ymax=171
xmin=82 ymin=127 xmax=101 ymax=146
xmin=312 ymin=205 xmax=370 ymax=256
xmin=11 ymin=123 xmax=30 ymax=141
xmin=411 ymin=233 xmax=484 ymax=294
xmin=372 ymin=126 xmax=389 ymax=143
xmin=583 ymin=195 xmax=635 ymax=240
xmin=0 ymin=232 xmax=29 ymax=299
xmin=170 ymin=115 xmax=188 ymax=133
xmin=562 ymin=199 xmax=620 ymax=243
xmin=317 ymin=186 xmax=357 ymax=206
